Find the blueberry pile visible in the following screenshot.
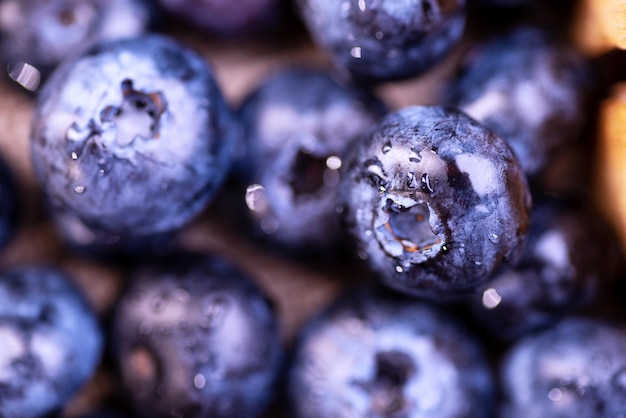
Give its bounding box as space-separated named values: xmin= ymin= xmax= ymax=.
xmin=0 ymin=0 xmax=625 ymax=417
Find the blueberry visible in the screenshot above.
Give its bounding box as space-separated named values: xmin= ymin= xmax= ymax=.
xmin=111 ymin=253 xmax=283 ymax=418
xmin=296 ymin=0 xmax=467 ymax=82
xmin=0 ymin=266 xmax=103 ymax=418
xmin=500 ymin=318 xmax=626 ymax=417
xmin=339 ymin=105 xmax=531 ymax=297
xmin=445 ymin=26 xmax=591 ymax=177
xmin=154 ymin=0 xmax=285 ymax=36
xmin=466 ymin=198 xmax=624 ymax=341
xmin=30 ymin=34 xmax=237 ymax=239
xmin=0 ymin=0 xmax=158 ymax=86
xmin=289 ymin=286 xmax=494 ymax=417
xmin=239 ymin=68 xmax=386 ymax=252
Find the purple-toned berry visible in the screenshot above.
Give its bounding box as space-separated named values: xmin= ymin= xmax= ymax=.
xmin=339 ymin=105 xmax=531 ymax=297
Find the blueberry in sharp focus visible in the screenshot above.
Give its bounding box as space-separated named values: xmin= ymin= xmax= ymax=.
xmin=239 ymin=68 xmax=386 ymax=252
xmin=339 ymin=105 xmax=531 ymax=298
xmin=111 ymin=253 xmax=283 ymax=418
xmin=500 ymin=317 xmax=626 ymax=417
xmin=0 ymin=266 xmax=103 ymax=418
xmin=0 ymin=0 xmax=158 ymax=86
xmin=466 ymin=198 xmax=624 ymax=342
xmin=445 ymin=25 xmax=591 ymax=177
xmin=289 ymin=286 xmax=494 ymax=418
xmin=296 ymin=0 xmax=467 ymax=83
xmin=30 ymin=34 xmax=237 ymax=238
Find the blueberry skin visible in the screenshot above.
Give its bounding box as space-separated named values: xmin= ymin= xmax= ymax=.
xmin=340 ymin=105 xmax=531 ymax=297
xmin=155 ymin=0 xmax=285 ymax=36
xmin=30 ymin=35 xmax=237 ymax=238
xmin=466 ymin=200 xmax=624 ymax=342
xmin=445 ymin=26 xmax=591 ymax=177
xmin=0 ymin=0 xmax=158 ymax=82
xmin=239 ymin=68 xmax=386 ymax=251
xmin=111 ymin=253 xmax=283 ymax=418
xmin=289 ymin=287 xmax=494 ymax=418
xmin=500 ymin=318 xmax=626 ymax=417
xmin=296 ymin=0 xmax=466 ymax=82
xmin=0 ymin=266 xmax=103 ymax=418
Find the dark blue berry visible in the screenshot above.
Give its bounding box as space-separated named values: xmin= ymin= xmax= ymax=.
xmin=445 ymin=26 xmax=591 ymax=177
xmin=154 ymin=0 xmax=285 ymax=36
xmin=500 ymin=318 xmax=626 ymax=417
xmin=111 ymin=253 xmax=283 ymax=418
xmin=289 ymin=287 xmax=494 ymax=417
xmin=0 ymin=0 xmax=158 ymax=86
xmin=339 ymin=105 xmax=531 ymax=297
xmin=30 ymin=34 xmax=238 ymax=239
xmin=0 ymin=266 xmax=103 ymax=418
xmin=296 ymin=0 xmax=467 ymax=82
xmin=465 ymin=199 xmax=624 ymax=341
xmin=239 ymin=68 xmax=386 ymax=252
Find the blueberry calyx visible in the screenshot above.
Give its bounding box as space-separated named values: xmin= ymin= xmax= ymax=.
xmin=289 ymin=149 xmax=328 ymax=197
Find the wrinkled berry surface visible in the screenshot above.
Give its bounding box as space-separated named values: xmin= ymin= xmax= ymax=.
xmin=30 ymin=34 xmax=237 ymax=238
xmin=111 ymin=253 xmax=283 ymax=418
xmin=289 ymin=287 xmax=494 ymax=418
xmin=340 ymin=105 xmax=531 ymax=297
xmin=0 ymin=267 xmax=102 ymax=418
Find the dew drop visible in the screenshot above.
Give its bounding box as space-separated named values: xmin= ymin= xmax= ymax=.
xmin=326 ymin=155 xmax=342 ymax=170
xmin=7 ymin=61 xmax=40 ymax=91
xmin=395 ymin=266 xmax=403 ymax=273
xmin=98 ymin=168 xmax=105 ymax=176
xmin=245 ymin=184 xmax=269 ymax=214
xmin=548 ymin=387 xmax=563 ymax=402
xmin=193 ymin=373 xmax=206 ymax=389
xmin=488 ymin=233 xmax=500 ymax=244
xmin=351 ymin=46 xmax=362 ymax=59
xmin=482 ymin=288 xmax=502 ymax=309
xmin=73 ymin=185 xmax=85 ymax=194
xmin=357 ymin=0 xmax=366 ymax=11
xmin=71 ymin=152 xmax=78 ymax=160
xmin=375 ymin=31 xmax=384 ymax=40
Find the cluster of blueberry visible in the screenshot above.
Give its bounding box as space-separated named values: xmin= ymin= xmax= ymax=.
xmin=0 ymin=0 xmax=625 ymax=417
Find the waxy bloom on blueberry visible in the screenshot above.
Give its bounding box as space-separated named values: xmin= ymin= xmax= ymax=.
xmin=340 ymin=105 xmax=531 ymax=297
xmin=30 ymin=35 xmax=237 ymax=238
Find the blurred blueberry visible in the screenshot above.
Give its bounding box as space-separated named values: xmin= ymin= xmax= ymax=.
xmin=296 ymin=0 xmax=467 ymax=82
xmin=0 ymin=266 xmax=102 ymax=418
xmin=30 ymin=34 xmax=238 ymax=240
xmin=339 ymin=105 xmax=531 ymax=298
xmin=0 ymin=0 xmax=158 ymax=86
xmin=111 ymin=253 xmax=283 ymax=418
xmin=239 ymin=68 xmax=386 ymax=254
xmin=154 ymin=0 xmax=287 ymax=37
xmin=289 ymin=286 xmax=494 ymax=417
xmin=500 ymin=317 xmax=626 ymax=417
xmin=466 ymin=198 xmax=624 ymax=342
xmin=445 ymin=26 xmax=591 ymax=177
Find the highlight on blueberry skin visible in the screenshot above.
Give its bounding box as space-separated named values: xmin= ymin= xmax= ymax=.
xmin=30 ymin=34 xmax=237 ymax=239
xmin=0 ymin=0 xmax=157 ymax=87
xmin=445 ymin=25 xmax=591 ymax=177
xmin=0 ymin=266 xmax=103 ymax=418
xmin=288 ymin=287 xmax=494 ymax=418
xmin=466 ymin=199 xmax=625 ymax=342
xmin=339 ymin=105 xmax=531 ymax=297
xmin=239 ymin=68 xmax=387 ymax=251
xmin=111 ymin=253 xmax=283 ymax=418
xmin=500 ymin=318 xmax=626 ymax=417
xmin=296 ymin=0 xmax=467 ymax=82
